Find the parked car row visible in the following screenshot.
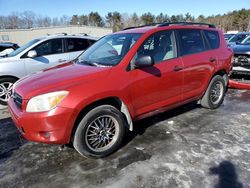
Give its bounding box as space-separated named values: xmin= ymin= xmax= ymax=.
xmin=227 ymin=32 xmax=250 ymax=46
xmin=7 ymin=22 xmax=233 ymax=158
xmin=0 ymin=34 xmax=98 ymax=105
xmin=223 ymin=32 xmax=250 ymax=77
xmin=231 ymin=35 xmax=250 ymax=76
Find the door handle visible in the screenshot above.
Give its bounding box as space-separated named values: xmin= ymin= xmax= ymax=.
xmin=58 ymin=59 xmax=66 ymax=63
xmin=173 ymin=66 xmax=183 ymax=72
xmin=209 ymin=57 xmax=216 ymax=62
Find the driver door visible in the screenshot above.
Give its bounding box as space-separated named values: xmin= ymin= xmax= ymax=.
xmin=24 ymin=38 xmax=66 ymax=74
xmin=129 ymin=30 xmax=183 ymax=117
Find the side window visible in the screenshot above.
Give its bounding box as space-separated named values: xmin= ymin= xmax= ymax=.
xmin=89 ymin=39 xmax=97 ymax=45
xmin=178 ymin=29 xmax=206 ymax=56
xmin=204 ymin=30 xmax=220 ymax=49
xmin=34 ymin=39 xmax=63 ymax=56
xmin=137 ymin=30 xmax=176 ymax=64
xmin=0 ymin=46 xmax=5 ymax=51
xmin=67 ymin=38 xmax=91 ymax=52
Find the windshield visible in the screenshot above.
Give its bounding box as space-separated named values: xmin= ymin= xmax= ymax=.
xmin=241 ymin=36 xmax=250 ymax=45
xmin=229 ymin=34 xmax=249 ymax=43
xmin=8 ymin=39 xmax=40 ymax=57
xmin=76 ymin=33 xmax=142 ymax=67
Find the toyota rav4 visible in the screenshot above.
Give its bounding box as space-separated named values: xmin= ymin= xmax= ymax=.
xmin=8 ymin=22 xmax=233 ymax=158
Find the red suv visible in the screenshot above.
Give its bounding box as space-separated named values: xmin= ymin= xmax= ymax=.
xmin=8 ymin=22 xmax=233 ymax=158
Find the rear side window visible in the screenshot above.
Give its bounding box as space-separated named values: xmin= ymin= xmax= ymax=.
xmin=178 ymin=29 xmax=206 ymax=56
xmin=67 ymin=38 xmax=91 ymax=52
xmin=204 ymin=30 xmax=220 ymax=49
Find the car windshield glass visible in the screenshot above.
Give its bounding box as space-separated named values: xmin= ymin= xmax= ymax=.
xmin=241 ymin=36 xmax=250 ymax=45
xmin=8 ymin=39 xmax=40 ymax=57
xmin=76 ymin=33 xmax=142 ymax=67
xmin=229 ymin=34 xmax=249 ymax=43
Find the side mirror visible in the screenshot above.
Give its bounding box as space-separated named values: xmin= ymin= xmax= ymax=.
xmin=27 ymin=50 xmax=37 ymax=58
xmin=135 ymin=55 xmax=154 ymax=68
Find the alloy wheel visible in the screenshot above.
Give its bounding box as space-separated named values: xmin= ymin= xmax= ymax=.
xmin=85 ymin=115 xmax=119 ymax=152
xmin=0 ymin=82 xmax=13 ymax=103
xmin=210 ymin=81 xmax=223 ymax=105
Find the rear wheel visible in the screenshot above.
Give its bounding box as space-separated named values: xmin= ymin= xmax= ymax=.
xmin=0 ymin=77 xmax=17 ymax=106
xmin=201 ymin=75 xmax=226 ymax=109
xmin=73 ymin=105 xmax=126 ymax=158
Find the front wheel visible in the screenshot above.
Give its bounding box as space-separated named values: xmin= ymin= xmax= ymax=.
xmin=73 ymin=105 xmax=126 ymax=158
xmin=0 ymin=77 xmax=17 ymax=106
xmin=201 ymin=75 xmax=226 ymax=109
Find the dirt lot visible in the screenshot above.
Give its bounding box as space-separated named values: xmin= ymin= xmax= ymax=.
xmin=0 ymin=89 xmax=250 ymax=188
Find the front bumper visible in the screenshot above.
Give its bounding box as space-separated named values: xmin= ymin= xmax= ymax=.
xmin=8 ymin=97 xmax=76 ymax=144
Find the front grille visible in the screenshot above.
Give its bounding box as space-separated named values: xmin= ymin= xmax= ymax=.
xmin=13 ymin=92 xmax=23 ymax=109
xmin=233 ymin=54 xmax=250 ymax=67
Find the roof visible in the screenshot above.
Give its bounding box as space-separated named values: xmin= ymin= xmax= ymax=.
xmin=0 ymin=42 xmax=18 ymax=47
xmin=116 ymin=22 xmax=217 ymax=34
xmin=36 ymin=34 xmax=99 ymax=41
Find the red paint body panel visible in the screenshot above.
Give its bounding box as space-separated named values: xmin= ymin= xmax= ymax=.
xmin=229 ymin=80 xmax=250 ymax=90
xmin=8 ymin=97 xmax=76 ymax=144
xmin=8 ymin=25 xmax=233 ymax=144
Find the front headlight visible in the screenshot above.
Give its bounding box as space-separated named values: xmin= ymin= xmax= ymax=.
xmin=26 ymin=91 xmax=69 ymax=112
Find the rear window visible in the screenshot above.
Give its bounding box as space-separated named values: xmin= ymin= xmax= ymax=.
xmin=204 ymin=30 xmax=220 ymax=49
xmin=0 ymin=46 xmax=6 ymax=51
xmin=67 ymin=38 xmax=91 ymax=52
xmin=178 ymin=29 xmax=206 ymax=56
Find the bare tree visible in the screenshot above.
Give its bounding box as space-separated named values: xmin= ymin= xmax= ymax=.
xmin=52 ymin=17 xmax=60 ymax=26
xmin=21 ymin=11 xmax=35 ymax=28
xmin=6 ymin=12 xmax=20 ymax=29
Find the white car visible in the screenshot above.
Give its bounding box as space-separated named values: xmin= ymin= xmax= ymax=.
xmin=0 ymin=34 xmax=98 ymax=105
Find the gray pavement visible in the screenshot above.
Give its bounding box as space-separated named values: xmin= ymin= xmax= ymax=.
xmin=0 ymin=89 xmax=250 ymax=188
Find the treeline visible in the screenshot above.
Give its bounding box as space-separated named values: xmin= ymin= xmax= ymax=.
xmin=0 ymin=9 xmax=249 ymax=32
xmin=0 ymin=11 xmax=71 ymax=29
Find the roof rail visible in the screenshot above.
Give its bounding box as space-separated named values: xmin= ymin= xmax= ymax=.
xmin=122 ymin=22 xmax=216 ymax=31
xmin=46 ymin=33 xmax=68 ymax=36
xmin=158 ymin=22 xmax=216 ymax=28
xmin=122 ymin=23 xmax=158 ymax=30
xmin=56 ymin=33 xmax=67 ymax=35
xmin=79 ymin=33 xmax=88 ymax=36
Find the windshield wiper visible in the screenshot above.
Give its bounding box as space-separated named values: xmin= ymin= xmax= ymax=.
xmin=77 ymin=60 xmax=97 ymax=67
xmin=77 ymin=60 xmax=112 ymax=67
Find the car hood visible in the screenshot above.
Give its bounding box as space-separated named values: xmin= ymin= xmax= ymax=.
xmin=15 ymin=62 xmax=112 ymax=99
xmin=0 ymin=56 xmax=17 ymax=62
xmin=232 ymin=45 xmax=250 ymax=54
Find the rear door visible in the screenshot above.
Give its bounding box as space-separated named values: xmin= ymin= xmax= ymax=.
xmin=177 ymin=29 xmax=216 ymax=101
xmin=129 ymin=30 xmax=183 ymax=116
xmin=24 ymin=38 xmax=65 ymax=73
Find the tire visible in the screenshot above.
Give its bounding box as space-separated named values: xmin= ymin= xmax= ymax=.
xmin=73 ymin=105 xmax=126 ymax=158
xmin=0 ymin=77 xmax=17 ymax=106
xmin=201 ymin=75 xmax=226 ymax=109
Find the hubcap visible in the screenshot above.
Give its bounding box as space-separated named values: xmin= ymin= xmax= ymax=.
xmin=210 ymin=81 xmax=223 ymax=105
xmin=0 ymin=82 xmax=13 ymax=103
xmin=85 ymin=115 xmax=119 ymax=152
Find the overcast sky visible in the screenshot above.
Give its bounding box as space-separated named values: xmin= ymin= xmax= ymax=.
xmin=0 ymin=0 xmax=249 ymax=18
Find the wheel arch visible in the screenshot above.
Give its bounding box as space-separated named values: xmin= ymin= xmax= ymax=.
xmin=0 ymin=75 xmax=19 ymax=80
xmin=70 ymin=96 xmax=133 ymax=143
xmin=213 ymin=69 xmax=228 ymax=86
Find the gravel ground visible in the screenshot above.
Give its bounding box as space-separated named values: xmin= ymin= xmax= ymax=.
xmin=0 ymin=89 xmax=250 ymax=188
